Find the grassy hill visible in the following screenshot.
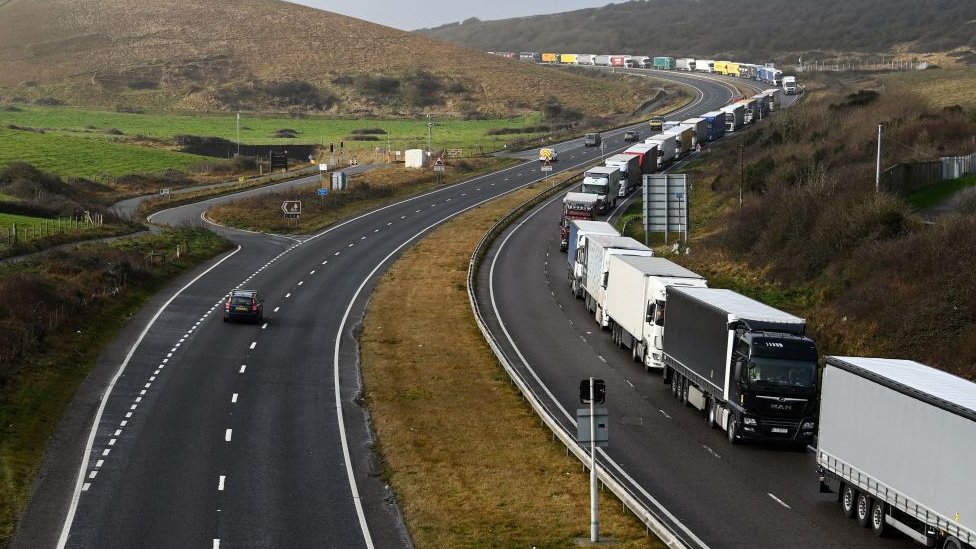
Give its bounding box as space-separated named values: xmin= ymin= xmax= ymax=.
xmin=420 ymin=0 xmax=976 ymax=66
xmin=0 ymin=0 xmax=664 ymax=118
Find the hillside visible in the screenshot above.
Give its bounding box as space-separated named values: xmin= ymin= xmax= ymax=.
xmin=420 ymin=0 xmax=976 ymax=66
xmin=0 ymin=0 xmax=663 ymax=118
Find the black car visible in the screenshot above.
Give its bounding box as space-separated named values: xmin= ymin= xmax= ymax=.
xmin=223 ymin=289 xmax=264 ymax=323
xmin=624 ymin=130 xmax=640 ymax=142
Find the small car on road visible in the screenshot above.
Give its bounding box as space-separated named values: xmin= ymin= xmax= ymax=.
xmin=223 ymin=289 xmax=264 ymax=323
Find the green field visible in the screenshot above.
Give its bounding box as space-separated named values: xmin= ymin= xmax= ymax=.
xmin=0 ymin=105 xmax=547 ymax=152
xmin=0 ymin=126 xmax=205 ymax=180
xmin=0 ymin=106 xmax=552 ymax=180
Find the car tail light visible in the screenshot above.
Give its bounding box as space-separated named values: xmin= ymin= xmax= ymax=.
xmin=225 ymin=300 xmax=230 ymax=311
xmin=251 ymin=301 xmax=258 ymax=311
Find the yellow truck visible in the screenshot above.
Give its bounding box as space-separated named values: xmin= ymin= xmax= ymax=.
xmin=560 ymin=53 xmax=578 ymax=64
xmin=541 ymin=53 xmax=558 ymax=63
xmin=539 ymin=147 xmax=558 ymax=162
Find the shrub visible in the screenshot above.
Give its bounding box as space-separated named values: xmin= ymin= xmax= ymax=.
xmin=350 ymin=128 xmax=387 ymax=135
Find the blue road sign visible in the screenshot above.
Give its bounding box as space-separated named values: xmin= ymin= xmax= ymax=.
xmin=317 ymin=188 xmax=329 ymax=196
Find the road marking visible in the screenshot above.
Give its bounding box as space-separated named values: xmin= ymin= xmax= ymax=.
xmin=95 ymin=460 xmax=104 ymax=468
xmin=218 ymin=475 xmax=225 ymax=491
xmin=88 ymin=471 xmax=97 ymax=479
xmin=144 ymin=383 xmax=151 ymax=389
xmin=415 ymin=209 xmax=421 ymax=213
xmin=114 ymin=430 xmax=122 ymax=436
xmin=225 ymin=429 xmax=232 ymax=442
xmin=322 ymin=260 xmax=328 ymax=265
xmin=348 ymin=243 xmax=354 ymax=247
xmin=239 ymin=365 xmax=246 ymax=373
xmin=659 ymin=409 xmax=672 ymax=419
xmin=135 ymin=397 xmax=142 ymax=403
xmin=261 ymin=323 xmax=268 ymax=330
xmin=120 ymin=420 xmax=127 ymax=427
xmin=139 ymin=390 xmax=146 ymax=396
xmin=285 ymin=293 xmax=291 ymax=298
xmin=231 ymin=393 xmax=238 ymax=403
xmin=273 ymin=307 xmax=280 ymax=313
xmin=125 ymin=412 xmax=131 ymax=418
xmin=400 ymin=215 xmax=406 ymax=219
xmin=130 ymin=404 xmax=137 ymax=410
xmin=102 ymin=449 xmax=110 ymax=457
xmin=703 ymin=445 xmax=721 ymax=459
xmin=108 ymin=439 xmax=116 ymax=446
xmin=768 ymin=493 xmax=791 ymax=509
xmin=297 ymin=281 xmax=304 ymax=286
xmin=361 ymin=236 xmax=367 ymax=240
xmin=387 ymin=222 xmax=393 ymax=226
xmin=374 ymin=229 xmax=379 ymax=232
xmin=249 ymin=342 xmax=257 ymax=350
xmin=213 ymin=540 xmax=220 ymax=549
xmin=82 ymin=483 xmax=90 ymax=492
xmin=335 ymin=251 xmax=341 ymax=256
xmin=626 ymin=380 xmax=635 ymax=388
xmin=310 ymin=270 xmax=316 ymax=275
xmin=598 ymin=355 xmax=607 ymax=363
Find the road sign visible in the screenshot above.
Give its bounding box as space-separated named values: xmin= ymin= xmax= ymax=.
xmin=160 ymin=188 xmax=170 ymax=196
xmin=319 ymin=163 xmax=329 ymax=171
xmin=317 ymin=188 xmax=329 ymax=197
xmin=579 ymin=378 xmax=606 ymax=404
xmin=576 ymin=407 xmax=609 ymax=446
xmin=433 ymin=157 xmax=445 ymax=173
xmin=281 ymin=200 xmax=301 ymax=215
xmin=541 ymin=162 xmax=553 ymax=173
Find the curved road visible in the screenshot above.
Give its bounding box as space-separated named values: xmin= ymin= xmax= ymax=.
xmin=477 ymin=73 xmax=917 ymax=548
xmin=15 ymin=71 xmax=763 ymax=549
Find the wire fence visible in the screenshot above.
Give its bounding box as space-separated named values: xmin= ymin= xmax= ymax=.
xmin=2 ymin=214 xmax=104 ymax=246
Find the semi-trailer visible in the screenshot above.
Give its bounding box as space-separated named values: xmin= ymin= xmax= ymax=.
xmin=702 ymin=111 xmax=727 ymax=141
xmin=762 ymin=88 xmax=783 ymax=110
xmin=519 ymin=52 xmax=541 ymax=62
xmin=605 ymin=256 xmax=707 ymax=370
xmin=580 ymin=166 xmax=621 ymax=214
xmin=646 ymin=134 xmax=676 ymax=168
xmin=751 ymin=94 xmax=770 ymax=118
xmin=634 ymin=56 xmax=650 ymax=68
xmin=595 ymin=55 xmax=612 ymax=66
xmin=662 ymin=287 xmax=819 ymax=445
xmin=560 ymin=53 xmax=578 ymax=64
xmin=623 ymin=143 xmax=658 ymax=175
xmin=676 ymin=58 xmax=695 ymax=71
xmin=721 ymin=103 xmax=745 ymax=132
xmin=734 ymin=98 xmax=758 ymax=124
xmin=665 ymin=127 xmax=694 ymax=157
xmin=695 ymin=59 xmax=715 ymax=73
xmin=610 ymin=55 xmax=629 ymax=67
xmin=653 ymin=56 xmax=676 ymax=70
xmin=605 ymin=153 xmax=641 ymax=197
xmin=541 ymin=52 xmax=559 ymax=63
xmin=559 ymin=192 xmax=600 ymax=251
xmin=577 ymin=54 xmax=596 ymax=65
xmin=817 ymin=356 xmax=976 ymax=549
xmin=714 ymin=60 xmax=732 ymax=75
xmin=739 ymin=63 xmax=758 ymax=79
xmin=758 ymin=66 xmax=783 ymax=86
xmin=680 ymin=118 xmax=707 ymax=148
xmin=567 ymin=221 xmax=619 ymax=296
xmin=580 ymin=235 xmax=654 ymax=327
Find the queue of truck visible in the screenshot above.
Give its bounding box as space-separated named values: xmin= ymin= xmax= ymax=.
xmin=561 ymin=211 xmax=976 ymax=549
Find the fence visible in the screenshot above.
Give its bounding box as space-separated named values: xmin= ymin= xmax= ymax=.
xmin=943 ymin=152 xmax=976 ymax=180
xmin=3 ymin=215 xmax=103 ymax=246
xmin=880 ymin=152 xmax=976 ymax=195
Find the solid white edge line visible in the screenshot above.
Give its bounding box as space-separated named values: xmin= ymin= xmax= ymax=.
xmin=332 ymin=176 xmax=541 ymax=549
xmin=487 ymin=174 xmax=712 ymax=548
xmin=56 ymin=245 xmax=243 ymax=549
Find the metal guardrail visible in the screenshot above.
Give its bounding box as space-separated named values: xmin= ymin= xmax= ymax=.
xmin=465 ymin=174 xmax=692 ymax=549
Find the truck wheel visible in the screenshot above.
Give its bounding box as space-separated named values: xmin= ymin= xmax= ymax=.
xmin=855 ymin=493 xmax=872 ymax=527
xmin=943 ymin=537 xmax=964 ymax=549
xmin=840 ymin=484 xmax=856 ymax=518
xmin=662 ymin=366 xmax=671 ymax=385
xmin=681 ymin=377 xmax=690 ymax=406
xmin=870 ymin=500 xmax=887 ymax=537
xmin=707 ymin=399 xmax=718 ymax=429
xmin=726 ymin=416 xmax=739 ymax=445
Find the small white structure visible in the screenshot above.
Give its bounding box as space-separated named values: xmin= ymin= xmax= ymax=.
xmin=404 ymin=149 xmax=426 ymax=168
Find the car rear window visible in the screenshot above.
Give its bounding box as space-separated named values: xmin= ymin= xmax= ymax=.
xmin=231 ymin=296 xmax=252 ymax=306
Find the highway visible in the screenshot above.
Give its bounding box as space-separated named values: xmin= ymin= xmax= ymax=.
xmin=474 ymin=74 xmax=918 ymax=548
xmin=12 ymin=70 xmax=835 ymax=548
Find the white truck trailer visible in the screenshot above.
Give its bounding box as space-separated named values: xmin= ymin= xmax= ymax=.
xmin=567 ymin=220 xmax=618 ymax=297
xmin=721 ymin=103 xmax=745 ymax=132
xmin=605 ymin=256 xmax=707 ymax=370
xmin=818 ymin=356 xmax=976 ymax=549
xmin=605 ymin=153 xmax=640 ymax=197
xmin=676 ymin=58 xmax=695 ymax=71
xmin=680 ymin=117 xmax=707 ymax=148
xmin=646 ymin=134 xmax=676 ymax=168
xmin=580 ymin=235 xmax=654 ymax=328
xmin=763 ymin=88 xmax=783 ymax=111
xmin=782 ymin=75 xmax=798 ymax=95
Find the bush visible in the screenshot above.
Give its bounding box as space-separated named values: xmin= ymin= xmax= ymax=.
xmin=347 ymin=135 xmax=380 ymax=141
xmin=350 ymin=128 xmax=387 ymax=135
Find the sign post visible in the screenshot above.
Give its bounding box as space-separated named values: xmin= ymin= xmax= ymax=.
xmin=541 ymin=159 xmax=553 ymax=186
xmin=281 ymin=200 xmax=301 ymax=227
xmin=433 ymin=157 xmax=445 ymax=184
xmin=578 ymin=378 xmax=607 ymax=543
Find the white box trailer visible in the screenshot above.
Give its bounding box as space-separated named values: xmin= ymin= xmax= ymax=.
xmin=581 ymin=235 xmax=654 ymax=328
xmin=646 ymin=134 xmax=676 ymax=167
xmin=695 ymin=59 xmax=715 ymax=73
xmin=676 ymin=58 xmax=695 ymax=71
xmin=680 ymin=118 xmax=707 ymax=148
xmin=721 ymin=104 xmax=745 ymax=132
xmin=818 ymin=356 xmax=976 ymax=548
xmin=763 ymin=88 xmax=783 ymax=110
xmin=605 ymin=153 xmax=640 ymax=197
xmin=567 ymin=220 xmax=619 ymax=298
xmin=664 ymin=127 xmax=693 ymax=157
xmin=594 ymin=54 xmax=612 ymax=66
xmin=605 ymin=256 xmax=707 ymax=370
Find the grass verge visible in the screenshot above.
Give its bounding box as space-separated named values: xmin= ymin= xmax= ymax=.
xmin=905 ymin=173 xmax=976 ymax=210
xmin=361 ymin=180 xmax=662 ymax=548
xmin=0 ymin=228 xmax=233 ymax=544
xmin=207 ymin=158 xmax=520 ymax=233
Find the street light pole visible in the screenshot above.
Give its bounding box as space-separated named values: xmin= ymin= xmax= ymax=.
xmin=236 ymin=112 xmax=241 ymax=156
xmin=427 ymin=113 xmax=433 ymax=155
xmin=876 ymin=124 xmax=882 ymax=193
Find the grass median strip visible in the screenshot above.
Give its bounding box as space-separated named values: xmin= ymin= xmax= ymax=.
xmin=361 ymin=183 xmax=662 ymax=548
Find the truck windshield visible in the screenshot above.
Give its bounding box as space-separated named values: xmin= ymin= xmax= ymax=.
xmin=746 ymin=356 xmax=816 ymax=388
xmin=581 ymin=177 xmax=608 ymax=194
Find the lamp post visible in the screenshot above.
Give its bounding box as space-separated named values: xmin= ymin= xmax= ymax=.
xmin=236 ymin=112 xmax=241 ymax=156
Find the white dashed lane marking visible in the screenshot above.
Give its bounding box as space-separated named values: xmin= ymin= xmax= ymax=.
xmin=225 ymin=429 xmax=232 ymax=442
xmin=218 ymin=476 xmax=226 ymax=491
